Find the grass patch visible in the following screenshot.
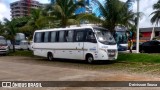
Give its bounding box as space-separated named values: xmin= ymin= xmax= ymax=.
xmin=8 ymin=50 xmax=34 ymax=57
xmin=117 ymin=53 xmax=160 ymax=63
xmin=8 ymin=51 xmax=160 ymax=63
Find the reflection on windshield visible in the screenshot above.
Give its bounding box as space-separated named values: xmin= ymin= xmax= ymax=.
xmin=115 ymin=31 xmax=127 ymax=44
xmin=0 ymin=39 xmax=7 ymax=45
xmin=94 ymin=28 xmax=116 ymax=45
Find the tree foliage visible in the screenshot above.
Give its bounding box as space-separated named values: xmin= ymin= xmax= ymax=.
xmin=3 ymin=18 xmax=18 ymax=52
xmin=96 ymin=0 xmax=136 ymax=32
xmin=150 ymin=0 xmax=160 ymax=25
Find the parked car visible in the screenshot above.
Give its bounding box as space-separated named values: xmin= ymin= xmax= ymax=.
xmin=118 ymin=44 xmax=127 ymax=51
xmin=140 ymin=40 xmax=160 ymax=53
xmin=0 ymin=36 xmax=9 ymax=55
xmin=6 ymin=40 xmax=12 ymax=50
xmin=14 ymin=40 xmax=30 ymax=50
xmin=132 ymin=42 xmax=142 ymax=50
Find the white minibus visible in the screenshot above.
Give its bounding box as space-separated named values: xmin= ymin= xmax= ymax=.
xmin=32 ymin=26 xmax=118 ymax=63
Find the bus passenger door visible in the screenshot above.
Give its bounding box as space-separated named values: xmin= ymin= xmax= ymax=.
xmin=73 ymin=30 xmax=84 ymax=60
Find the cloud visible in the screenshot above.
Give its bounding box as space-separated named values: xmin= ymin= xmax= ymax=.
xmin=0 ymin=0 xmax=50 ymax=21
xmin=0 ymin=1 xmax=10 ymax=21
xmin=132 ymin=0 xmax=158 ymax=28
xmin=121 ymin=0 xmax=158 ymax=28
xmin=0 ymin=0 xmax=158 ymax=28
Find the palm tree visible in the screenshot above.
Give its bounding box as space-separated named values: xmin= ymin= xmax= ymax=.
xmin=0 ymin=21 xmax=4 ymax=35
xmin=150 ymin=0 xmax=160 ymax=25
xmin=96 ymin=0 xmax=136 ymax=33
xmin=3 ymin=18 xmax=18 ymax=52
xmin=29 ymin=8 xmax=48 ymax=29
xmin=48 ymin=0 xmax=86 ymax=27
xmin=20 ymin=8 xmax=49 ymax=39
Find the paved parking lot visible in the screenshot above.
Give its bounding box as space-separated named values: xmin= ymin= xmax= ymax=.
xmin=0 ymin=56 xmax=160 ymax=90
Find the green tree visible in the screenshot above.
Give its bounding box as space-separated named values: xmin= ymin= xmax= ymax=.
xmin=0 ymin=21 xmax=4 ymax=35
xmin=3 ymin=18 xmax=18 ymax=52
xmin=150 ymin=0 xmax=160 ymax=25
xmin=96 ymin=0 xmax=136 ymax=33
xmin=48 ymin=0 xmax=85 ymax=27
xmin=20 ymin=8 xmax=49 ymax=39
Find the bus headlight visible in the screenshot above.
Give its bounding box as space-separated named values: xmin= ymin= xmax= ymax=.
xmin=107 ymin=50 xmax=116 ymax=57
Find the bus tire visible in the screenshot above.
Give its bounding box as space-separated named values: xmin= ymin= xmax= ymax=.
xmin=86 ymin=54 xmax=94 ymax=64
xmin=47 ymin=52 xmax=53 ymax=61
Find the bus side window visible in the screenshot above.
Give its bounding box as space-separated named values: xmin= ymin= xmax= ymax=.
xmin=75 ymin=30 xmax=84 ymax=42
xmin=48 ymin=32 xmax=51 ymax=42
xmin=56 ymin=31 xmax=59 ymax=42
xmin=44 ymin=32 xmax=49 ymax=42
xmin=66 ymin=30 xmax=74 ymax=42
xmin=40 ymin=32 xmax=45 ymax=42
xmin=51 ymin=31 xmax=56 ymax=42
xmin=35 ymin=32 xmax=41 ymax=43
xmin=59 ymin=31 xmax=65 ymax=42
xmin=34 ymin=33 xmax=37 ymax=42
xmin=86 ymin=29 xmax=97 ymax=43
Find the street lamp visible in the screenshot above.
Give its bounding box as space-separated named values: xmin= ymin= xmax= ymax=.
xmin=136 ymin=0 xmax=140 ymax=53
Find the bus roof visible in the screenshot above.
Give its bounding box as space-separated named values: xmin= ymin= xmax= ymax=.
xmin=34 ymin=25 xmax=105 ymax=32
xmin=0 ymin=36 xmax=5 ymax=39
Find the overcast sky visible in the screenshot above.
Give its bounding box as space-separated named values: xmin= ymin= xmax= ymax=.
xmin=0 ymin=0 xmax=158 ymax=28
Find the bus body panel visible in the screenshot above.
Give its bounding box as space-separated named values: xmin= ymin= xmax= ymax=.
xmin=83 ymin=42 xmax=98 ymax=60
xmin=32 ymin=26 xmax=118 ymax=61
xmin=33 ymin=42 xmax=84 ymax=60
xmin=97 ymin=42 xmax=118 ymax=60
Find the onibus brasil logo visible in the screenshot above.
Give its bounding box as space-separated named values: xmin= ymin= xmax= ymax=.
xmin=2 ymin=82 xmax=42 ymax=88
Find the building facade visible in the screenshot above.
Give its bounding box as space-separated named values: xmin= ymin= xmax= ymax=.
xmin=140 ymin=27 xmax=160 ymax=41
xmin=75 ymin=0 xmax=92 ymax=14
xmin=10 ymin=0 xmax=42 ymax=19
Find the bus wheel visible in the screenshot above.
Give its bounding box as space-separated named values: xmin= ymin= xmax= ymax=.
xmin=86 ymin=55 xmax=94 ymax=64
xmin=47 ymin=53 xmax=53 ymax=61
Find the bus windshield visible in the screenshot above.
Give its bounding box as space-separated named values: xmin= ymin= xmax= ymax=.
xmin=0 ymin=39 xmax=7 ymax=45
xmin=94 ymin=28 xmax=116 ymax=45
xmin=115 ymin=31 xmax=127 ymax=44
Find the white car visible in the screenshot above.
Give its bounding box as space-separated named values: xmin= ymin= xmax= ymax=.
xmin=14 ymin=40 xmax=31 ymax=50
xmin=0 ymin=36 xmax=9 ymax=55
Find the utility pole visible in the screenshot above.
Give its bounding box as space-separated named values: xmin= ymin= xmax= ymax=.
xmin=136 ymin=0 xmax=140 ymax=53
